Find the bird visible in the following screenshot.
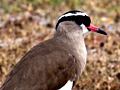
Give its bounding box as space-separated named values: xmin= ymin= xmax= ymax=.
xmin=0 ymin=10 xmax=107 ymax=90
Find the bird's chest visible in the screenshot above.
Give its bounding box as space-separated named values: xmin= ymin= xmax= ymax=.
xmin=73 ymin=45 xmax=87 ymax=76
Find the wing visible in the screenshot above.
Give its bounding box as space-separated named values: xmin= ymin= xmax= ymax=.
xmin=0 ymin=39 xmax=77 ymax=90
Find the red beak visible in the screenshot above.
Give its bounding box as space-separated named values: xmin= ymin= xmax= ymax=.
xmin=87 ymin=24 xmax=107 ymax=35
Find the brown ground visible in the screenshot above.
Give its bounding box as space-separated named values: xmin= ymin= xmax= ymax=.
xmin=0 ymin=0 xmax=120 ymax=90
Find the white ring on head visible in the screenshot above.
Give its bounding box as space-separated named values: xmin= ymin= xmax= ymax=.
xmin=58 ymin=12 xmax=88 ymax=21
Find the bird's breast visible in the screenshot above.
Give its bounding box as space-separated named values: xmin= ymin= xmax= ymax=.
xmin=73 ymin=43 xmax=87 ymax=76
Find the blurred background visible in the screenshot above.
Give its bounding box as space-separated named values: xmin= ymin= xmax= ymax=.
xmin=0 ymin=0 xmax=120 ymax=89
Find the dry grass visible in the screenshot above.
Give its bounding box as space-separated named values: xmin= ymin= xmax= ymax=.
xmin=0 ymin=0 xmax=120 ymax=89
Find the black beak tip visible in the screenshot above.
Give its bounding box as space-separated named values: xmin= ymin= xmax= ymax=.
xmin=97 ymin=28 xmax=107 ymax=35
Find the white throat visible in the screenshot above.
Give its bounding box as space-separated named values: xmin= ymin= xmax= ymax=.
xmin=80 ymin=24 xmax=91 ymax=38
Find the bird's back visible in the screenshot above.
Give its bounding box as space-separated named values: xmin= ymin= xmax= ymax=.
xmin=0 ymin=38 xmax=77 ymax=90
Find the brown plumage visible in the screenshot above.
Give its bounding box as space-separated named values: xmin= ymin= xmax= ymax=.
xmin=0 ymin=10 xmax=107 ymax=90
xmin=1 ymin=22 xmax=87 ymax=90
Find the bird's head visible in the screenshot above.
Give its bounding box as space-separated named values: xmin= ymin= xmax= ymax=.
xmin=55 ymin=10 xmax=107 ymax=38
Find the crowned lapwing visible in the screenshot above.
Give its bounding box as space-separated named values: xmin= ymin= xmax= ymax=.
xmin=0 ymin=11 xmax=107 ymax=90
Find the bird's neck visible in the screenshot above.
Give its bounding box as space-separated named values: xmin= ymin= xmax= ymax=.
xmin=54 ymin=34 xmax=87 ymax=75
xmin=54 ymin=25 xmax=87 ymax=75
xmin=54 ymin=21 xmax=87 ymax=59
xmin=55 ymin=33 xmax=87 ymax=60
